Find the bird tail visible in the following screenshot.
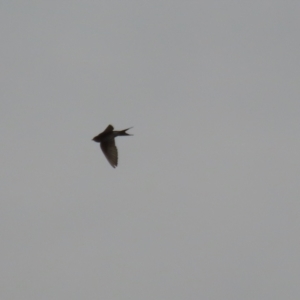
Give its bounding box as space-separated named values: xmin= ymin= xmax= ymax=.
xmin=118 ymin=127 xmax=133 ymax=136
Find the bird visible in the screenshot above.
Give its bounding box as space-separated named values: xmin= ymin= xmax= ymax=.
xmin=92 ymin=124 xmax=133 ymax=168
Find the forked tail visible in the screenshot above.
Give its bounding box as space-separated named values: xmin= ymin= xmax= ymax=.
xmin=118 ymin=127 xmax=133 ymax=136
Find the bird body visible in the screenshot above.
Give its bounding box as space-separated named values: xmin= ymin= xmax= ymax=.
xmin=92 ymin=125 xmax=132 ymax=168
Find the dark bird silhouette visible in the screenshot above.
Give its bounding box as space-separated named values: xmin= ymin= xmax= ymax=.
xmin=92 ymin=125 xmax=133 ymax=168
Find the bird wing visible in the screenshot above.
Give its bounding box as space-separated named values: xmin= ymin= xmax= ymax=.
xmin=100 ymin=140 xmax=118 ymax=168
xmin=103 ymin=124 xmax=114 ymax=132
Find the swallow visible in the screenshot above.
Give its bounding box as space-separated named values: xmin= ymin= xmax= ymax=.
xmin=92 ymin=124 xmax=133 ymax=168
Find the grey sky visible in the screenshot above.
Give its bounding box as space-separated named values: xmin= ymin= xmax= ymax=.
xmin=1 ymin=1 xmax=300 ymax=299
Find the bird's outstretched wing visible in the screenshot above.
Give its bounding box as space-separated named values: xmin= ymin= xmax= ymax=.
xmin=103 ymin=124 xmax=114 ymax=132
xmin=100 ymin=140 xmax=118 ymax=168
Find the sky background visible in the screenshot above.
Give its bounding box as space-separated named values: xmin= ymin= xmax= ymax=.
xmin=1 ymin=1 xmax=300 ymax=299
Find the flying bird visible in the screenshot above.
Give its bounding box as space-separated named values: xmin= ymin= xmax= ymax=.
xmin=92 ymin=124 xmax=133 ymax=168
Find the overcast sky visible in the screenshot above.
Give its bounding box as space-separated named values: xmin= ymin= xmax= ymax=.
xmin=1 ymin=1 xmax=300 ymax=299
